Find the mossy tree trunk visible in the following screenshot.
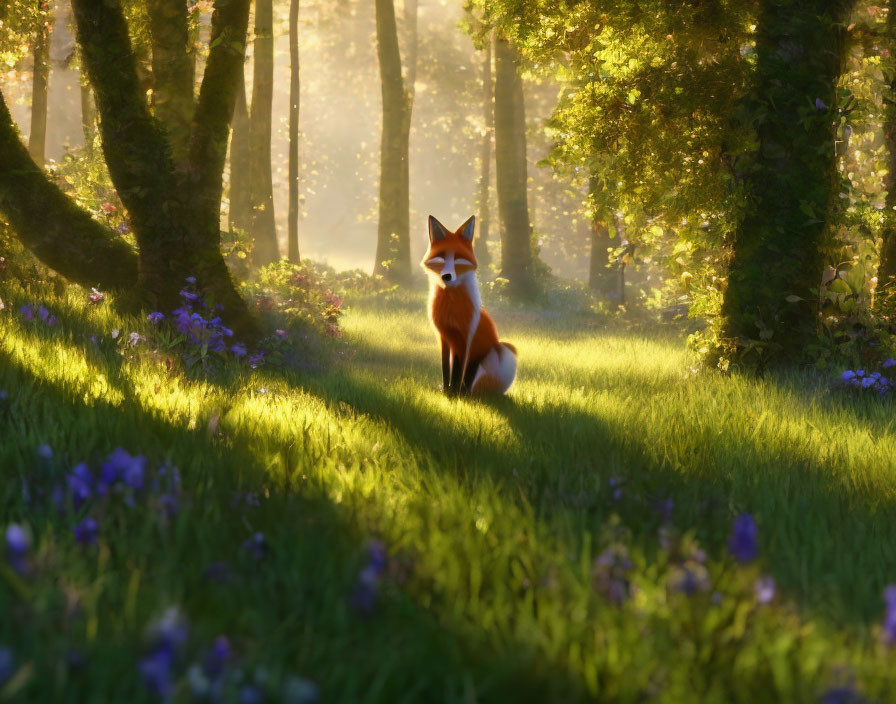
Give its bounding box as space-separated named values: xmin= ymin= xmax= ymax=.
xmin=249 ymin=0 xmax=279 ymax=266
xmin=476 ymin=33 xmax=493 ymax=273
xmin=146 ymin=0 xmax=195 ymax=166
xmin=287 ymin=0 xmax=300 ymax=263
xmin=878 ymin=0 xmax=896 ymax=308
xmin=373 ymin=0 xmax=413 ymax=282
xmin=588 ymin=175 xmax=618 ymax=303
xmin=0 ymin=90 xmax=138 ymax=288
xmin=230 ymin=66 xmax=251 ymax=233
xmin=494 ymin=36 xmax=535 ymax=297
xmin=720 ymin=0 xmax=853 ymax=360
xmin=0 ymin=0 xmax=260 ymax=337
xmin=28 ymin=0 xmax=51 ymax=166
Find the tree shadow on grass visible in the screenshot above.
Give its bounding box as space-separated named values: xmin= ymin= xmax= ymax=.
xmin=291 ymin=334 xmax=896 ymax=627
xmin=0 ymin=347 xmax=592 ymax=703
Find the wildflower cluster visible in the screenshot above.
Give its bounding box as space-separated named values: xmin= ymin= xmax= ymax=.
xmin=350 ymin=540 xmax=388 ymax=613
xmin=841 ymin=359 xmax=895 ymax=395
xmin=146 ymin=279 xmax=249 ymax=371
xmin=17 ymin=303 xmax=58 ymax=327
xmin=138 ymin=608 xmax=319 ymax=703
xmin=247 ymin=260 xmax=345 ymax=338
xmin=18 ymin=446 xmax=183 ymax=554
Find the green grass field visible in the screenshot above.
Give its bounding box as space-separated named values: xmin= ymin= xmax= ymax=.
xmin=2 ymin=285 xmax=896 ymax=703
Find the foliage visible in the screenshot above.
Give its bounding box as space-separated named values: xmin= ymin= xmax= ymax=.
xmin=4 ymin=292 xmax=896 ymax=700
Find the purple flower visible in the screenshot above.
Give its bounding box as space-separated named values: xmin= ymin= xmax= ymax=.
xmin=231 ymin=343 xmax=247 ymax=358
xmin=138 ymin=646 xmax=174 ymax=698
xmin=68 ymin=462 xmax=94 ymax=509
xmin=592 ymin=545 xmax=633 ymax=605
xmin=37 ymin=305 xmax=49 ymax=321
xmin=669 ymin=563 xmax=710 ymax=596
xmin=150 ymin=607 xmax=190 ymax=651
xmin=46 ymin=314 xmax=57 ymax=326
xmin=820 ymin=687 xmax=868 ymax=704
xmin=242 ymin=532 xmax=267 ymax=561
xmin=0 ymin=647 xmax=14 ymax=687
xmin=19 ymin=305 xmax=34 ymax=321
xmin=180 ymin=289 xmax=199 ymax=303
xmin=202 ymin=636 xmax=232 ymax=678
xmin=815 ymin=97 xmax=828 ymax=111
xmin=203 ymin=561 xmax=233 ymax=583
xmin=882 ymin=585 xmax=896 ymax=645
xmin=185 ymin=276 xmax=197 ymax=284
xmin=350 ymin=541 xmax=389 ymax=613
xmin=239 ymin=684 xmax=264 ymax=704
xmin=74 ymin=517 xmax=99 ymax=546
xmin=883 ymin=358 xmax=896 ymax=369
xmin=5 ymin=524 xmax=28 ymax=557
xmin=841 ymin=370 xmax=856 ymax=382
xmin=6 ymin=524 xmax=28 ymax=575
xmin=755 ymin=575 xmax=776 ymax=604
xmin=249 ymin=352 xmax=265 ymax=369
xmin=728 ymin=513 xmax=758 ymax=564
xmin=147 ymin=311 xmax=165 ymax=324
xmin=36 ymin=443 xmax=53 ymax=463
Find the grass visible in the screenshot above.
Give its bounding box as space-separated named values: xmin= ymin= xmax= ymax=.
xmin=2 ymin=282 xmax=896 ymax=702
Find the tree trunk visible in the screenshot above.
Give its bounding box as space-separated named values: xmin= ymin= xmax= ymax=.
xmin=373 ymin=0 xmax=412 ymax=282
xmin=878 ymin=1 xmax=896 ymax=308
xmin=287 ymin=0 xmax=300 ymax=263
xmin=0 ymin=89 xmax=138 ymax=289
xmin=28 ymin=0 xmax=51 ymax=166
xmin=494 ymin=36 xmax=535 ymax=296
xmin=475 ymin=33 xmax=493 ymax=273
xmin=72 ymin=0 xmax=257 ymax=337
xmin=79 ymin=74 xmax=96 ymax=154
xmin=720 ymin=1 xmax=853 ymax=360
xmin=249 ymin=0 xmax=279 ymax=266
xmin=230 ymin=66 xmax=251 ymax=233
xmin=588 ymin=175 xmax=619 ymax=303
xmin=146 ymin=0 xmax=195 ymax=166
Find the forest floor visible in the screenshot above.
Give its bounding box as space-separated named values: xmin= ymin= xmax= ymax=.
xmin=2 ymin=287 xmax=896 ymax=702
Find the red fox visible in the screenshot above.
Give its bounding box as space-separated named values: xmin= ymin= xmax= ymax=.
xmin=422 ymin=215 xmax=517 ymax=396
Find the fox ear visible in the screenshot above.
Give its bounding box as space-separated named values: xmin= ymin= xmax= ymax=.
xmin=429 ymin=215 xmax=450 ymax=243
xmin=459 ymin=215 xmax=476 ymax=241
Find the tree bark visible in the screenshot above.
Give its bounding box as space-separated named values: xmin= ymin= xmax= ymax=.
xmin=79 ymin=73 xmax=96 ymax=154
xmin=878 ymin=1 xmax=896 ymax=308
xmin=72 ymin=0 xmax=256 ymax=336
xmin=249 ymin=0 xmax=279 ymax=266
xmin=287 ymin=0 xmax=300 ymax=263
xmin=475 ymin=33 xmax=493 ymax=273
xmin=494 ymin=36 xmax=535 ymax=296
xmin=720 ymin=0 xmax=853 ymax=360
xmin=0 ymin=89 xmax=139 ymax=289
xmin=229 ymin=67 xmax=251 ymax=233
xmin=146 ymin=0 xmax=195 ymax=166
xmin=373 ymin=0 xmax=412 ymax=282
xmin=28 ymin=0 xmax=51 ymax=166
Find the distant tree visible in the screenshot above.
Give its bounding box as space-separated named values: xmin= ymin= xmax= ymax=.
xmin=146 ymin=0 xmax=195 ymax=165
xmin=230 ymin=67 xmax=251 ymax=234
xmin=249 ymin=0 xmax=279 ymax=266
xmin=373 ymin=0 xmax=416 ymax=282
xmin=0 ymin=0 xmax=257 ymax=336
xmin=287 ymin=0 xmax=301 ymax=263
xmin=28 ymin=0 xmax=51 ymax=165
xmin=475 ymin=30 xmax=493 ymax=273
xmin=493 ymin=36 xmax=535 ymax=296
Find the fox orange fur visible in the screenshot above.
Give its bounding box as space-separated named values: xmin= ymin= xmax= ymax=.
xmin=422 ymin=215 xmax=517 ymax=396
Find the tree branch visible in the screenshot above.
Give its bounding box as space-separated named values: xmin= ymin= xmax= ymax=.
xmin=0 ymin=89 xmax=138 ymax=290
xmin=187 ymin=0 xmax=251 ymax=238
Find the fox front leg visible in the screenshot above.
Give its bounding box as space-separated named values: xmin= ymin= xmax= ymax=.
xmin=441 ymin=338 xmax=451 ymax=394
xmin=448 ymin=350 xmax=465 ymax=396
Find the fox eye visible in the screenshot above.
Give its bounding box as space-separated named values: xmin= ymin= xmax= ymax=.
xmin=455 ymin=258 xmax=475 ymax=272
xmin=425 ymin=256 xmax=445 ymax=270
